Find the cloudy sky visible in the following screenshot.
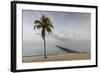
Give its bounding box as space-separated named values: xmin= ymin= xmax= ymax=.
xmin=22 ymin=10 xmax=91 ymax=56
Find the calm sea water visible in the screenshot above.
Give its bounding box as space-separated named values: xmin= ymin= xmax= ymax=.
xmin=22 ymin=39 xmax=90 ymax=56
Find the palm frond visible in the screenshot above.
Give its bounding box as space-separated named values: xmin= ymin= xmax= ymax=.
xmin=48 ymin=24 xmax=54 ymax=28
xmin=34 ymin=25 xmax=42 ymax=30
xmin=40 ymin=15 xmax=45 ymax=22
xmin=34 ymin=20 xmax=42 ymax=25
xmin=46 ymin=27 xmax=52 ymax=34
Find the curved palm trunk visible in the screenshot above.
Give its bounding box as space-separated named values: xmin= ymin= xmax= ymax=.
xmin=44 ymin=37 xmax=47 ymax=58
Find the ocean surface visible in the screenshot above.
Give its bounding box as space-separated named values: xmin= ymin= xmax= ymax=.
xmin=22 ymin=39 xmax=90 ymax=56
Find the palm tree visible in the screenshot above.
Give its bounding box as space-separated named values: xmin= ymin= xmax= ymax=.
xmin=33 ymin=15 xmax=54 ymax=58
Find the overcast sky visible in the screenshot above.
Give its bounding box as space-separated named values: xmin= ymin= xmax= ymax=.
xmin=22 ymin=10 xmax=91 ymax=56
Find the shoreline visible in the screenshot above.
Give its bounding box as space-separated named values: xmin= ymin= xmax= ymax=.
xmin=22 ymin=52 xmax=90 ymax=63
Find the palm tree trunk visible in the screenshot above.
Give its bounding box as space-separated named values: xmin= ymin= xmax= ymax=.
xmin=44 ymin=37 xmax=47 ymax=58
xmin=42 ymin=29 xmax=47 ymax=59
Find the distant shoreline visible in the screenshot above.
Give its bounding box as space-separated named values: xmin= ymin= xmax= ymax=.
xmin=22 ymin=52 xmax=90 ymax=63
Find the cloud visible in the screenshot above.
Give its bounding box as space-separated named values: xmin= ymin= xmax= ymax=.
xmin=51 ymin=32 xmax=80 ymax=41
xmin=35 ymin=31 xmax=81 ymax=42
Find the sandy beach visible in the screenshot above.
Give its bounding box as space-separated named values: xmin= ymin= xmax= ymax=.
xmin=22 ymin=52 xmax=90 ymax=63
